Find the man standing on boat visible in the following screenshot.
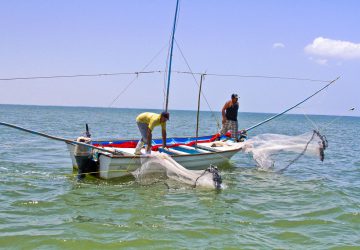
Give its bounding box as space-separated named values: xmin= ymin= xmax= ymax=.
xmin=218 ymin=93 xmax=239 ymax=141
xmin=135 ymin=111 xmax=169 ymax=155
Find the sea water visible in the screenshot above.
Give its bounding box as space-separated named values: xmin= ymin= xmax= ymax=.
xmin=0 ymin=104 xmax=359 ymax=249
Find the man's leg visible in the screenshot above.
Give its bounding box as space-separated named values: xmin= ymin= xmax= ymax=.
xmin=135 ymin=122 xmax=148 ymax=154
xmin=135 ymin=140 xmax=144 ymax=155
xmin=229 ymin=121 xmax=239 ymax=141
xmin=218 ymin=120 xmax=230 ymax=140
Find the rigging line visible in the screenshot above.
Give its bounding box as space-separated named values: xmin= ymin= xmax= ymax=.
xmin=174 ymin=39 xmax=221 ymax=129
xmin=319 ymin=107 xmax=356 ymax=132
xmin=303 ymin=112 xmax=320 ymax=131
xmin=1 ymin=70 xmax=333 ymax=84
xmin=108 ymin=44 xmax=168 ymax=107
xmin=0 ymin=71 xmax=158 ymax=81
xmin=277 ymin=131 xmax=317 ymax=173
xmin=174 ymin=71 xmax=332 ymax=83
xmin=245 ymin=76 xmax=340 ymax=132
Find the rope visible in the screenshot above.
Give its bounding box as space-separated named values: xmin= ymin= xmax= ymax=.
xmin=193 ymin=164 xmax=222 ymax=189
xmin=193 ymin=169 xmax=208 ymax=188
xmin=0 ymin=71 xmax=158 ymax=81
xmin=174 ymin=40 xmax=221 ymax=129
xmin=173 ymin=71 xmax=332 ymax=83
xmin=277 ymin=130 xmax=327 ymax=173
xmin=108 ymin=43 xmax=168 ymax=107
xmin=0 ymin=71 xmax=332 ymax=84
xmin=319 ymin=107 xmax=356 ymax=132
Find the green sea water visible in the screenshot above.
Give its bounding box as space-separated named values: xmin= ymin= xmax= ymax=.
xmin=0 ymin=104 xmax=359 ymax=249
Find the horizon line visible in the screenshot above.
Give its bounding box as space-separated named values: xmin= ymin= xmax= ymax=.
xmin=0 ymin=103 xmax=357 ymax=118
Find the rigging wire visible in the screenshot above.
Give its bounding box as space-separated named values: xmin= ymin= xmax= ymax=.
xmin=303 ymin=112 xmax=320 ymax=131
xmin=0 ymin=70 xmax=332 ymax=84
xmin=0 ymin=71 xmax=158 ymax=81
xmin=174 ymin=39 xmax=221 ymax=129
xmin=173 ymin=71 xmax=332 ymax=83
xmin=108 ymin=43 xmax=168 ymax=107
xmin=319 ymin=107 xmax=356 ymax=131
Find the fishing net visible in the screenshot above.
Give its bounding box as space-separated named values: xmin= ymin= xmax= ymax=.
xmin=132 ymin=152 xmax=223 ymax=189
xmin=241 ymin=130 xmax=328 ymax=171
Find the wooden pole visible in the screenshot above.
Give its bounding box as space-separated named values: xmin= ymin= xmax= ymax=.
xmin=246 ymin=76 xmax=340 ymax=132
xmin=195 ymin=74 xmax=204 ymax=145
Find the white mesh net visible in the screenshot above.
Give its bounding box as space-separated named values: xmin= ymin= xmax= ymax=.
xmin=241 ymin=130 xmax=327 ymax=171
xmin=132 ymin=152 xmax=223 ymax=189
xmin=131 ymin=131 xmax=327 ymax=187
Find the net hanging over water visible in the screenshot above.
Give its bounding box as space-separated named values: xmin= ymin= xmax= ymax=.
xmin=241 ymin=130 xmax=328 ymax=171
xmin=131 ymin=131 xmax=327 ymax=187
xmin=132 ymin=152 xmax=223 ymax=189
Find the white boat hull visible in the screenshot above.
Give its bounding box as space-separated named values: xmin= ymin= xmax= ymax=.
xmin=67 ymin=141 xmax=243 ymax=179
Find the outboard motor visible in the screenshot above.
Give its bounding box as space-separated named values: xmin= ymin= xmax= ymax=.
xmin=74 ymin=124 xmax=94 ymax=180
xmin=238 ymin=130 xmax=247 ymax=142
xmin=85 ymin=123 xmax=91 ymax=138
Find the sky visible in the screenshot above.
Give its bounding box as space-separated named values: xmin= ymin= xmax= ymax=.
xmin=0 ymin=0 xmax=359 ymax=116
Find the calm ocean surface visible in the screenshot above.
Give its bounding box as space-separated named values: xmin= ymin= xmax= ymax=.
xmin=0 ymin=104 xmax=359 ymax=249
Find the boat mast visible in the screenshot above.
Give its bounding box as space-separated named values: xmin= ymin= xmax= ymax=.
xmin=165 ymin=0 xmax=180 ymax=112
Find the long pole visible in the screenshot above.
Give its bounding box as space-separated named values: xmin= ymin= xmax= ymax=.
xmin=195 ymin=74 xmax=204 ymax=145
xmin=246 ymin=76 xmax=340 ymax=132
xmin=165 ymin=0 xmax=180 ymax=112
xmin=0 ymin=122 xmax=122 ymax=155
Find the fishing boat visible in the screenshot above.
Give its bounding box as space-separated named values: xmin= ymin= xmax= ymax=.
xmin=66 ymin=133 xmax=244 ymax=179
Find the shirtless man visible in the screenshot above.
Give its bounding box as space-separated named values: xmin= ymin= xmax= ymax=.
xmin=219 ymin=93 xmax=239 ymax=141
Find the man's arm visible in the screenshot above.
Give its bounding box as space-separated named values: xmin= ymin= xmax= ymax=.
xmin=221 ymin=101 xmax=231 ymax=124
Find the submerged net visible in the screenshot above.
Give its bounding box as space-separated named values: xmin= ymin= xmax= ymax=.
xmin=241 ymin=130 xmax=328 ymax=171
xmin=132 ymin=152 xmax=223 ymax=189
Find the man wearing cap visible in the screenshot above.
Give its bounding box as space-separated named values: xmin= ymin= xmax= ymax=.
xmin=134 ymin=111 xmax=169 ymax=155
xmin=219 ymin=94 xmax=239 ymax=141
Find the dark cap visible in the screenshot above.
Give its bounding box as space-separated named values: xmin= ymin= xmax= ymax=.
xmin=161 ymin=111 xmax=170 ymax=120
xmin=231 ymin=93 xmax=239 ymax=99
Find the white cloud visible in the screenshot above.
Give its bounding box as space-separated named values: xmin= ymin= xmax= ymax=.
xmin=305 ymin=37 xmax=360 ymax=60
xmin=273 ymin=42 xmax=285 ymax=49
